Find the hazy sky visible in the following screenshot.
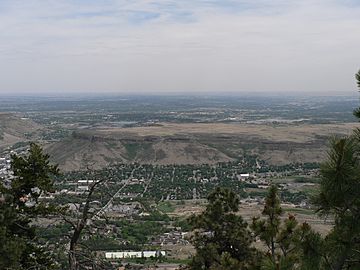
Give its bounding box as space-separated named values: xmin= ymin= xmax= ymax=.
xmin=0 ymin=0 xmax=359 ymax=94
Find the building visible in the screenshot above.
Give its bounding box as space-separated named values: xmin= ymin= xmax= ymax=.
xmin=239 ymin=173 xmax=250 ymax=180
xmin=76 ymin=180 xmax=96 ymax=192
xmin=105 ymin=251 xmax=166 ymax=259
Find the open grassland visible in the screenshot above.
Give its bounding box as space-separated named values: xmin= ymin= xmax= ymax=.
xmin=94 ymin=122 xmax=358 ymax=142
xmin=0 ymin=113 xmax=43 ymax=149
xmin=168 ymin=199 xmax=332 ymax=235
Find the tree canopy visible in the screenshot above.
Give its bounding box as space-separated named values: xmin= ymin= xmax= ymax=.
xmin=187 ymin=187 xmax=258 ymax=270
xmin=0 ymin=143 xmax=59 ymax=269
xmin=310 ymin=70 xmax=360 ymax=269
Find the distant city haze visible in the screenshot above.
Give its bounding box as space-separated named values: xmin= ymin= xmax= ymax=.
xmin=0 ymin=0 xmax=359 ymax=94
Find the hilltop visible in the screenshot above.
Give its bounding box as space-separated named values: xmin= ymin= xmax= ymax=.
xmin=0 ymin=113 xmax=42 ymax=149
xmin=46 ymin=122 xmax=357 ymax=171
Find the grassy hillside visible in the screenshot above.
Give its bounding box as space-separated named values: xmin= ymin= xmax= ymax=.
xmin=45 ymin=122 xmax=356 ymax=171
xmin=46 ymin=133 xmax=233 ymax=171
xmin=0 ymin=113 xmax=42 ymax=149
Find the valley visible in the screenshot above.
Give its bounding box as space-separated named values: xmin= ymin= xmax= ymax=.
xmin=0 ymin=94 xmax=358 ymax=269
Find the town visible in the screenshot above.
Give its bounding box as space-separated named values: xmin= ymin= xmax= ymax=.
xmin=0 ymin=145 xmax=322 ymax=269
xmin=24 ymin=155 xmax=318 ymax=269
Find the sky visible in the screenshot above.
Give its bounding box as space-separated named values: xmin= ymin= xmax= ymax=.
xmin=0 ymin=0 xmax=359 ymax=95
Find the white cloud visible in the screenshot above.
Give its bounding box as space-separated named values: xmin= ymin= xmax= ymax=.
xmin=0 ymin=0 xmax=359 ymax=94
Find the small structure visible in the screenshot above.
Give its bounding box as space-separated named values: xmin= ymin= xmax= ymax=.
xmin=77 ymin=180 xmax=95 ymax=184
xmin=239 ymin=173 xmax=250 ymax=180
xmin=105 ymin=251 xmax=166 ymax=259
xmin=76 ymin=180 xmax=95 ymax=192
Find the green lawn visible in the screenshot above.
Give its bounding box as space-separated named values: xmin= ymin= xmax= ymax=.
xmin=157 ymin=201 xmax=175 ymax=213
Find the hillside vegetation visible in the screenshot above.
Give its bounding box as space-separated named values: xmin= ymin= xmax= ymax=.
xmin=0 ymin=113 xmax=42 ymax=149
xmin=46 ymin=122 xmax=356 ymax=171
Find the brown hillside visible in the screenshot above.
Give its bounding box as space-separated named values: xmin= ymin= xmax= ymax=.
xmin=0 ymin=113 xmax=42 ymax=149
xmin=46 ymin=122 xmax=358 ymax=171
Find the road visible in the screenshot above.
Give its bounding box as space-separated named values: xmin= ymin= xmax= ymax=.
xmin=92 ymin=167 xmax=137 ymax=219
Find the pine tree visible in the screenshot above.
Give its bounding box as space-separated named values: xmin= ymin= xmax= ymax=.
xmin=0 ymin=143 xmax=60 ymax=269
xmin=252 ymin=185 xmax=321 ymax=270
xmin=311 ymin=69 xmax=360 ymax=269
xmin=252 ymin=185 xmax=282 ymax=261
xmin=187 ymin=187 xmax=257 ymax=270
xmin=313 ymin=136 xmax=360 ymax=269
xmin=352 ymin=70 xmax=360 ymax=118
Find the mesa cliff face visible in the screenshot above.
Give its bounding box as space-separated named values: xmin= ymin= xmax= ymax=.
xmin=44 ymin=121 xmax=355 ymax=171
xmin=46 ymin=131 xmax=233 ymax=171
xmin=2 ymin=118 xmax=354 ymax=171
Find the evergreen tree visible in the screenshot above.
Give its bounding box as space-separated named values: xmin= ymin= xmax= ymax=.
xmin=252 ymin=185 xmax=282 ymax=261
xmin=311 ymin=69 xmax=360 ymax=269
xmin=353 ymin=70 xmax=360 ymax=118
xmin=0 ymin=143 xmax=60 ymax=269
xmin=314 ymin=136 xmax=360 ymax=269
xmin=252 ymin=185 xmax=322 ymax=270
xmin=187 ymin=187 xmax=258 ymax=270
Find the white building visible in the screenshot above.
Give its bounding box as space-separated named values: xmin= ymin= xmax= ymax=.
xmin=239 ymin=173 xmax=250 ymax=179
xmin=77 ymin=180 xmax=95 ymax=184
xmin=76 ymin=180 xmax=96 ymax=192
xmin=105 ymin=251 xmax=166 ymax=259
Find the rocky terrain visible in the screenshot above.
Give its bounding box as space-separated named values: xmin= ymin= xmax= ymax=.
xmin=2 ymin=113 xmax=357 ymax=171
xmin=45 ymin=122 xmax=358 ymax=171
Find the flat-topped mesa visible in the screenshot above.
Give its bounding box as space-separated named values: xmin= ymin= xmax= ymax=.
xmin=46 ymin=122 xmax=357 ymax=171
xmin=71 ymin=130 xmax=191 ymax=143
